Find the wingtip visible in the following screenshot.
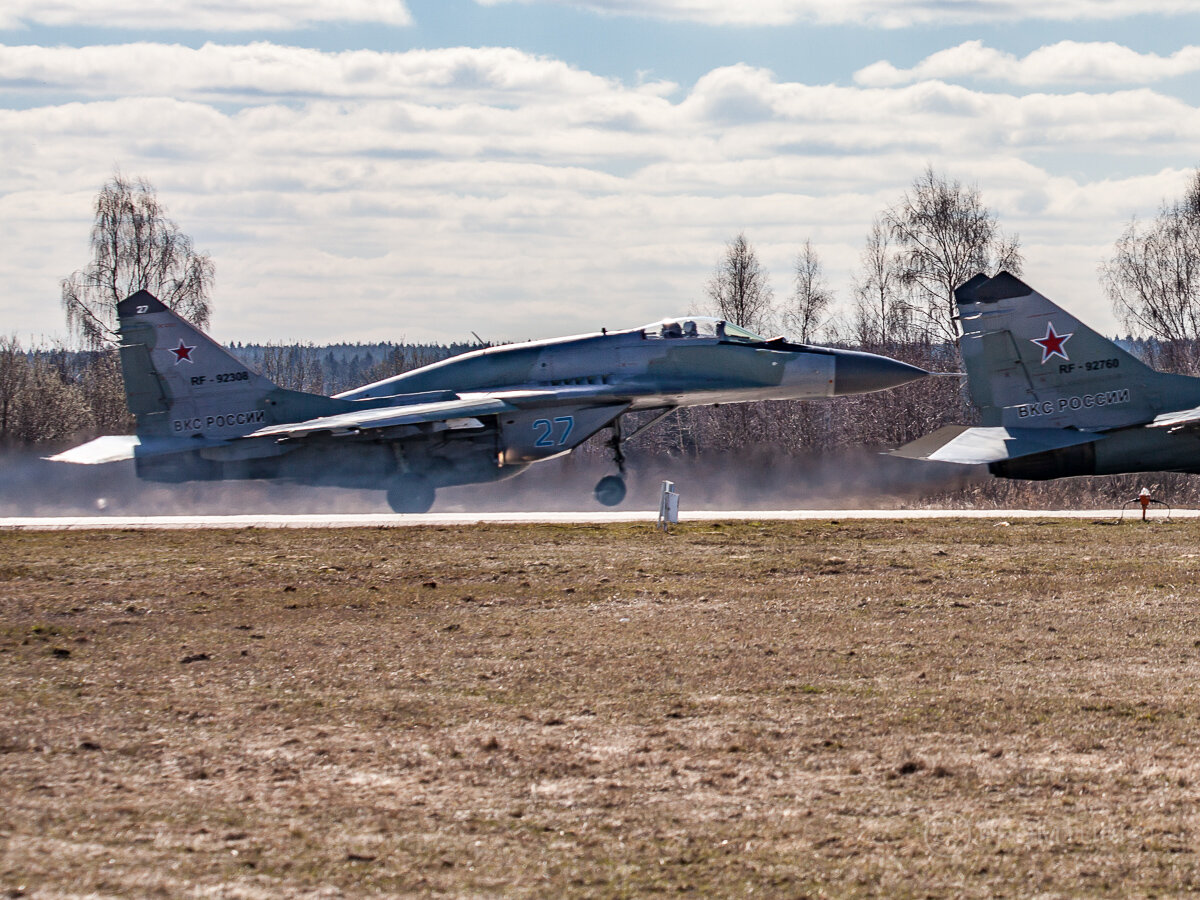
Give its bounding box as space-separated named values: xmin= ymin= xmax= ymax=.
xmin=116 ymin=290 xmax=168 ymax=319
xmin=954 ymin=271 xmax=1033 ymax=307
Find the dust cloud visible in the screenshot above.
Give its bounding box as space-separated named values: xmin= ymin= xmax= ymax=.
xmin=442 ymin=448 xmax=982 ymax=513
xmin=0 ymin=445 xmax=981 ymax=516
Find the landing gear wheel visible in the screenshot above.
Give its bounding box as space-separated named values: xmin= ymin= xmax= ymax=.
xmin=386 ymin=476 xmax=436 ymax=514
xmin=594 ymin=474 xmax=627 ymax=507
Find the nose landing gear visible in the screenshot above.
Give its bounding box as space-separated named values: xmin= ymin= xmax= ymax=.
xmin=594 ymin=473 xmax=627 ymax=506
xmin=591 ymin=407 xmax=679 ymax=507
xmin=593 ymin=416 xmax=627 ymax=506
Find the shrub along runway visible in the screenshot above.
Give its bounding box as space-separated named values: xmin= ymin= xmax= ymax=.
xmin=3 ymin=519 xmax=1200 ymax=896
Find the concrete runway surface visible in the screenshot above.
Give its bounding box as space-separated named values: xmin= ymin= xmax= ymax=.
xmin=1 ymin=508 xmax=1194 ymax=530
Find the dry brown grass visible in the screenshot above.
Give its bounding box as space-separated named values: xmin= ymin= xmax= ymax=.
xmin=3 ymin=520 xmax=1200 ymax=897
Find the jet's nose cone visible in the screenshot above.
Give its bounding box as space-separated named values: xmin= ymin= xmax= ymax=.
xmin=833 ymin=350 xmax=928 ymax=396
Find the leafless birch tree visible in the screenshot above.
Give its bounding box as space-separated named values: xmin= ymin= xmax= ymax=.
xmin=704 ymin=232 xmax=775 ymax=334
xmin=885 ymin=166 xmax=1022 ymax=343
xmin=62 ymin=172 xmax=214 ymax=350
xmin=850 ymin=218 xmax=914 ymax=349
xmin=781 ymin=240 xmax=832 ymax=343
xmin=1102 ymin=168 xmax=1200 ymax=372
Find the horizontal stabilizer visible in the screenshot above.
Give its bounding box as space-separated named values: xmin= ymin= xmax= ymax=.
xmin=45 ymin=434 xmax=231 ymax=465
xmin=890 ymin=425 xmax=1101 ymax=465
xmin=46 ymin=435 xmax=142 ymax=465
xmin=1150 ymin=406 xmax=1200 ymax=429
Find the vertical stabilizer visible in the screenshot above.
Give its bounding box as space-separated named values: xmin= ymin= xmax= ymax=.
xmin=955 ymin=273 xmax=1179 ymax=430
xmin=116 ymin=291 xmax=346 ymax=442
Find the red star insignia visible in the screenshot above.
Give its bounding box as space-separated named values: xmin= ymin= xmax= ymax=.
xmin=1031 ymin=322 xmax=1072 ymax=364
xmin=170 ymin=340 xmax=196 ymax=364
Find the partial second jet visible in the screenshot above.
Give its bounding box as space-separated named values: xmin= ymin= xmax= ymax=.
xmin=894 ymin=271 xmax=1200 ymax=480
xmin=52 ymin=292 xmax=928 ymax=511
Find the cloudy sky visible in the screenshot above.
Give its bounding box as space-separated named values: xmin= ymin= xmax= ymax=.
xmin=3 ymin=0 xmax=1199 ymax=345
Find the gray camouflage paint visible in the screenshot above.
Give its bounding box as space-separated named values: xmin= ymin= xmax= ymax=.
xmin=59 ymin=293 xmax=928 ymax=503
xmin=895 ymin=272 xmax=1200 ymax=480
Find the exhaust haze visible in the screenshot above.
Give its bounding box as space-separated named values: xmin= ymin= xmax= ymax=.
xmin=0 ymin=446 xmax=980 ymax=516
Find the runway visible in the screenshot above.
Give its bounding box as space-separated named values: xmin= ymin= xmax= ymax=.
xmin=0 ymin=508 xmax=1192 ymax=529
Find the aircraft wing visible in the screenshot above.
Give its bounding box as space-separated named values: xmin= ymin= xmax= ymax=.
xmin=245 ymin=384 xmax=669 ymax=441
xmin=48 ymin=388 xmax=650 ymax=464
xmin=1149 ymin=406 xmax=1200 ymax=429
xmin=890 ymin=425 xmax=1102 ymax=465
xmin=246 ymin=396 xmax=518 ymax=439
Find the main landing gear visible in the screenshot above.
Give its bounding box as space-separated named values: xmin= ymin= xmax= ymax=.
xmin=386 ymin=474 xmax=436 ymax=514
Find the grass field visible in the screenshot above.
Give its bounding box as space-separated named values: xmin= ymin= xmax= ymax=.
xmin=3 ymin=519 xmax=1200 ymax=897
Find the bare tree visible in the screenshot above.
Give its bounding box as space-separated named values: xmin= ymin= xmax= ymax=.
xmin=259 ymin=343 xmax=325 ymax=394
xmin=704 ymin=232 xmax=775 ymax=334
xmin=1102 ymin=168 xmax=1200 ymax=372
xmin=849 ymin=218 xmax=915 ymax=349
xmin=79 ymin=349 xmax=133 ymax=433
xmin=0 ymin=347 xmax=91 ymax=444
xmin=781 ymin=240 xmax=832 ymax=343
xmin=368 ymin=344 xmax=447 ymax=383
xmin=0 ymin=336 xmax=27 ymax=440
xmin=62 ymin=171 xmax=214 ymax=350
xmin=885 ymin=166 xmax=1021 ymax=343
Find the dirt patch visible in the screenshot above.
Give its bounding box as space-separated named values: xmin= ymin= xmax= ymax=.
xmin=3 ymin=520 xmax=1200 ymax=896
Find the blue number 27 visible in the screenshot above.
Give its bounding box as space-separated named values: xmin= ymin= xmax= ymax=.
xmin=533 ymin=416 xmax=575 ymax=447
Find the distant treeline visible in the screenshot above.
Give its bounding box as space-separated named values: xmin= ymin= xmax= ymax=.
xmin=230 ymin=340 xmax=481 ymax=396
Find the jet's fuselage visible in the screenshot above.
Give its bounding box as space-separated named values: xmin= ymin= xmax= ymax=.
xmin=337 ymin=318 xmax=923 ymax=410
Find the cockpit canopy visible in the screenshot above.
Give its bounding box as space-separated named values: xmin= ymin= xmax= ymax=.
xmin=641 ymin=316 xmax=766 ymax=344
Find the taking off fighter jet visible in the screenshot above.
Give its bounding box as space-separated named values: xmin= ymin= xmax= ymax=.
xmin=51 ymin=290 xmax=928 ymax=511
xmin=893 ymin=271 xmax=1200 ymax=479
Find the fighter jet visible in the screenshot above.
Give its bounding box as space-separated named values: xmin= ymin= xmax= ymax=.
xmin=893 ymin=271 xmax=1200 ymax=480
xmin=51 ymin=290 xmax=928 ymax=511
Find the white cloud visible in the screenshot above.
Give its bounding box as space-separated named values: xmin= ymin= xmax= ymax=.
xmin=476 ymin=0 xmax=1200 ymax=27
xmin=0 ymin=0 xmax=412 ymax=31
xmin=856 ymin=40 xmax=1200 ymax=87
xmin=2 ymin=42 xmax=1197 ymax=344
xmin=0 ymin=42 xmax=655 ymax=105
